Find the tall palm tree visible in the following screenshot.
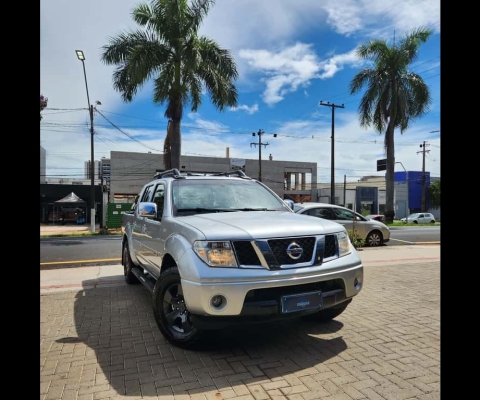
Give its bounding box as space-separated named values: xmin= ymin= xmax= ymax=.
xmin=428 ymin=180 xmax=440 ymax=209
xmin=349 ymin=27 xmax=433 ymax=223
xmin=100 ymin=0 xmax=238 ymax=170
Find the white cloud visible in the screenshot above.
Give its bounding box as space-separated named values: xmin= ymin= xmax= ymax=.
xmin=322 ymin=0 xmax=440 ymax=36
xmin=229 ymin=104 xmax=259 ymax=114
xmin=239 ymin=44 xmax=361 ymax=105
xmin=239 ymin=43 xmax=321 ymax=105
xmin=185 ymin=113 xmax=230 ymax=134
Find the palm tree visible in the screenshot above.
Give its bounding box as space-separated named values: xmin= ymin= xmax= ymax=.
xmin=428 ymin=180 xmax=440 ymax=209
xmin=349 ymin=27 xmax=433 ymax=223
xmin=100 ymin=0 xmax=238 ymax=170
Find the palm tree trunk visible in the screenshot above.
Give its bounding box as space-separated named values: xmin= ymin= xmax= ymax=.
xmin=163 ymin=121 xmax=173 ymax=170
xmin=384 ymin=124 xmax=396 ymax=224
xmin=170 ymin=120 xmax=182 ymax=170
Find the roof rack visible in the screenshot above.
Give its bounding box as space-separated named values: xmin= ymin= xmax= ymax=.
xmin=211 ymin=170 xmax=248 ymax=178
xmin=154 ymin=168 xmax=182 ymax=179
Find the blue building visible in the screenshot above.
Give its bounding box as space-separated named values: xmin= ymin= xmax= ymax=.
xmin=394 ymin=171 xmax=430 ymax=217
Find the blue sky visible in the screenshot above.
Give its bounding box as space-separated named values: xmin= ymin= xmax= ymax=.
xmin=40 ymin=0 xmax=440 ymax=183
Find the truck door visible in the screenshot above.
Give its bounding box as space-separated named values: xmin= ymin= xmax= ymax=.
xmin=132 ymin=184 xmax=154 ymax=264
xmin=141 ymin=183 xmax=166 ymax=276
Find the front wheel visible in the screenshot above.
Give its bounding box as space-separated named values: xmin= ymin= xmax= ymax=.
xmin=152 ymin=267 xmax=202 ymax=349
xmin=366 ymin=230 xmax=383 ymax=247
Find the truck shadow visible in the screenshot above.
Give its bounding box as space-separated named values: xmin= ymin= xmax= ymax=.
xmin=52 ymin=283 xmax=349 ymax=398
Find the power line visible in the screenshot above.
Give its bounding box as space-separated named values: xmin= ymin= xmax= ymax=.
xmin=95 ymin=109 xmax=162 ymax=152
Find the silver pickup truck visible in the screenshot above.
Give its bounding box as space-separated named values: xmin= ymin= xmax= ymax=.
xmin=121 ymin=169 xmax=364 ymax=348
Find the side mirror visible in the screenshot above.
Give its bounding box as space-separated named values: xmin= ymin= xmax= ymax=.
xmin=138 ymin=202 xmax=158 ymax=219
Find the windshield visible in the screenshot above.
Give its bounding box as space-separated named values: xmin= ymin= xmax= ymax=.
xmin=172 ymin=179 xmax=288 ymax=215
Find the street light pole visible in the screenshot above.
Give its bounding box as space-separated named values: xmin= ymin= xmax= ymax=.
xmin=76 ymin=50 xmax=96 ymax=233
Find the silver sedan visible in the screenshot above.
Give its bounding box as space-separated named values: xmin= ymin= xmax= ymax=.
xmin=293 ymin=202 xmax=390 ymax=247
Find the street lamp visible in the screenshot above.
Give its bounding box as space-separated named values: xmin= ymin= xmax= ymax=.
xmin=395 ymin=161 xmax=408 ymax=223
xmin=76 ymin=50 xmax=96 ymax=233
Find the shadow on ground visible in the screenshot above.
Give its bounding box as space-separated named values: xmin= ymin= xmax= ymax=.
xmin=44 ymin=282 xmax=349 ymax=398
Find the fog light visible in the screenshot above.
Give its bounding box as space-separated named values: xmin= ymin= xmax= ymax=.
xmin=354 ymin=278 xmax=358 ymax=286
xmin=211 ymin=295 xmax=225 ymax=308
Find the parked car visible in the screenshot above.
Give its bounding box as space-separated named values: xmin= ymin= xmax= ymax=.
xmin=400 ymin=213 xmax=436 ymax=224
xmin=293 ymin=202 xmax=390 ymax=247
xmin=364 ymin=214 xmax=385 ymax=222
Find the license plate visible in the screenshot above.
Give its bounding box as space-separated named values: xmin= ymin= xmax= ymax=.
xmin=281 ymin=291 xmax=323 ymax=314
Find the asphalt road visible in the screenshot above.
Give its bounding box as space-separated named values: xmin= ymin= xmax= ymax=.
xmin=40 ymin=226 xmax=440 ymax=269
xmin=387 ymin=225 xmax=440 ymax=244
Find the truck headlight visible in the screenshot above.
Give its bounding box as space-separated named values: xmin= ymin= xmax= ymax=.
xmin=194 ymin=241 xmax=238 ymax=267
xmin=337 ymin=231 xmax=352 ymax=257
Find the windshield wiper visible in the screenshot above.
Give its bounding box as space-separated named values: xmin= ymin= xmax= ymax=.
xmin=230 ymin=208 xmax=270 ymax=211
xmin=176 ymin=208 xmax=237 ymax=213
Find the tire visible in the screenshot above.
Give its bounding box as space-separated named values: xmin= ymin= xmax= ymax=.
xmin=366 ymin=230 xmax=383 ymax=247
xmin=123 ymin=243 xmax=139 ymax=284
xmin=303 ymin=302 xmax=349 ymax=322
xmin=430 ymin=220 xmax=435 ymax=224
xmin=413 ymin=220 xmax=418 ymax=224
xmin=152 ymin=267 xmax=202 ymax=349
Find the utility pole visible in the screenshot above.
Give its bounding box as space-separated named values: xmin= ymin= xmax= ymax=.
xmin=343 ymin=175 xmax=346 ymax=207
xmin=319 ymin=101 xmax=344 ymax=205
xmin=251 ymin=129 xmax=269 ymax=181
xmin=417 ymin=141 xmax=430 ymax=212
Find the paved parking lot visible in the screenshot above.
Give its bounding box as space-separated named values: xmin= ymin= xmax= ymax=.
xmin=40 ymin=255 xmax=440 ymax=400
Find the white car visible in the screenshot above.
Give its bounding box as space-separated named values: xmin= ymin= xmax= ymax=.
xmin=400 ymin=213 xmax=436 ymax=224
xmin=294 ymin=202 xmax=390 ymax=247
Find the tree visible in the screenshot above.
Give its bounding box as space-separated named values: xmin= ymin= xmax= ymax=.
xmin=100 ymin=0 xmax=238 ymax=170
xmin=349 ymin=27 xmax=433 ymax=223
xmin=40 ymin=94 xmax=48 ymax=120
xmin=428 ymin=180 xmax=440 ymax=209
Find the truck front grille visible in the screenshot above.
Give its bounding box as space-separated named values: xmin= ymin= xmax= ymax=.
xmin=232 ymin=234 xmax=338 ymax=269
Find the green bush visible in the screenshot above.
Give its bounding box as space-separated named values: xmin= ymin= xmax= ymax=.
xmin=347 ymin=230 xmax=365 ymax=249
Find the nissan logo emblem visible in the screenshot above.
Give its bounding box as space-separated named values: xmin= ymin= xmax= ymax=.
xmin=286 ymin=242 xmax=303 ymax=260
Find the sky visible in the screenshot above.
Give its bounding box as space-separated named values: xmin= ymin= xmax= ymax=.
xmin=40 ymin=0 xmax=440 ymax=184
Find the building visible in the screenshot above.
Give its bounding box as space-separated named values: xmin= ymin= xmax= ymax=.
xmin=394 ymin=170 xmax=438 ymax=219
xmin=84 ymin=160 xmax=101 ymax=180
xmin=40 ymin=150 xmax=440 ymax=225
xmin=109 ymin=151 xmax=317 ymax=204
xmin=100 ymin=157 xmax=111 ymax=193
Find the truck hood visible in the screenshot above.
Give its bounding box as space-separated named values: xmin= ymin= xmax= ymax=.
xmin=176 ymin=211 xmax=345 ymax=240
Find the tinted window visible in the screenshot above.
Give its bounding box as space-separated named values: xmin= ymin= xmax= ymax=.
xmin=305 ymin=207 xmax=335 ymax=219
xmin=332 ymin=208 xmax=355 ymax=220
xmin=152 ymin=183 xmax=165 ymax=220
